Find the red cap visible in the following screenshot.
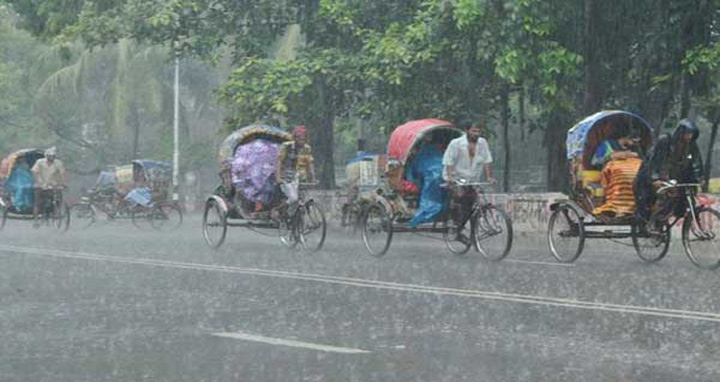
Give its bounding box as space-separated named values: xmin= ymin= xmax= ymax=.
xmin=293 ymin=125 xmax=308 ymax=137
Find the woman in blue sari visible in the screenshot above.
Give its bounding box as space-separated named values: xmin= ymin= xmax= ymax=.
xmin=6 ymin=158 xmax=34 ymax=212
xmin=406 ymin=136 xmax=446 ymax=227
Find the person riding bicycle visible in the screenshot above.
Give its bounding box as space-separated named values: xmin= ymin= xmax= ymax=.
xmin=275 ymin=125 xmax=316 ymax=218
xmin=31 ymin=147 xmax=67 ymax=227
xmin=634 ymin=119 xmax=703 ymax=232
xmin=443 ymin=121 xmax=497 ymax=231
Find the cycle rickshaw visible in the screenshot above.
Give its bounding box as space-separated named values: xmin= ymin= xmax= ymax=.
xmin=202 ymin=125 xmax=327 ymax=252
xmin=69 ymin=159 xmax=182 ymax=230
xmin=0 ymin=149 xmax=69 ymax=230
xmin=359 ymin=118 xmax=513 ymax=258
xmin=548 ymin=110 xmax=720 ymax=269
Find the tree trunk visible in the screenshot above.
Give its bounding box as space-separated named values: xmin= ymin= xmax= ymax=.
xmin=313 ymin=79 xmax=335 ymax=189
xmin=501 ymin=84 xmax=511 ymax=193
xmin=582 ymin=0 xmax=603 ymax=115
xmin=703 ymin=117 xmax=720 ymax=192
xmin=519 ymin=87 xmax=526 ymax=141
xmin=545 ymin=112 xmax=571 ymax=192
xmin=129 ymin=103 xmax=141 ymax=160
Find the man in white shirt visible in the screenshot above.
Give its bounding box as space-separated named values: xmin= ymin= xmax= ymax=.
xmin=31 ymin=147 xmax=67 ymax=225
xmin=443 ymin=122 xmax=496 ymax=228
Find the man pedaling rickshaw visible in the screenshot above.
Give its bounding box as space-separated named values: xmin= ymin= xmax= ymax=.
xmin=442 ymin=121 xmax=496 ymax=235
xmin=634 ymin=119 xmax=704 ymax=233
xmin=31 ymin=147 xmax=67 ymax=227
xmin=274 ymin=125 xmax=316 ymax=219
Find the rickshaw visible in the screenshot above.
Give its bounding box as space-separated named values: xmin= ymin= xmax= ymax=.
xmin=547 ymin=110 xmax=720 ymax=269
xmin=69 ymin=159 xmax=182 ymax=230
xmin=359 ymin=119 xmax=513 ymax=258
xmin=0 ymin=149 xmax=69 ymax=230
xmin=202 ymin=125 xmax=327 ymax=252
xmin=340 ymin=151 xmax=386 ymax=231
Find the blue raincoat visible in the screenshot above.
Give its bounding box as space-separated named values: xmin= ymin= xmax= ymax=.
xmin=6 ymin=165 xmax=34 ymax=212
xmin=406 ymin=145 xmax=446 ymax=227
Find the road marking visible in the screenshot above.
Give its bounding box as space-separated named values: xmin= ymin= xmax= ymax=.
xmin=505 ymin=259 xmax=575 ymax=267
xmin=2 ymin=244 xmax=720 ymax=323
xmin=211 ymin=332 xmax=370 ymax=354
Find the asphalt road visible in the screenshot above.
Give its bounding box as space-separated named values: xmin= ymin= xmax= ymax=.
xmin=1 ymin=214 xmax=720 ymax=382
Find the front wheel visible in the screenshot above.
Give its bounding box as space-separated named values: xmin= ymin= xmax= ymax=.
xmin=298 ymin=201 xmax=327 ymax=253
xmin=69 ymin=203 xmax=96 ymax=229
xmin=632 ymin=220 xmax=671 ymax=263
xmin=203 ymin=199 xmax=228 ymax=250
xmin=442 ymin=217 xmax=472 ymax=256
xmin=54 ymin=203 xmax=70 ymax=232
xmin=547 ymin=205 xmax=585 ymax=263
xmin=361 ymin=203 xmax=393 ymax=257
xmin=150 ymin=203 xmax=183 ymax=231
xmin=683 ymin=207 xmax=720 ymax=270
xmin=474 ymin=205 xmax=513 ymax=261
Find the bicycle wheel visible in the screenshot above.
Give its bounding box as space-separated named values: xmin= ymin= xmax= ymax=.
xmin=683 ymin=207 xmax=720 ymax=270
xmin=53 ymin=203 xmax=70 ymax=232
xmin=442 ymin=218 xmax=472 ymax=256
xmin=298 ymin=201 xmax=327 ymax=253
xmin=131 ymin=205 xmax=151 ymax=229
xmin=203 ymin=199 xmax=227 ymax=250
xmin=278 ymin=212 xmax=299 ymax=248
xmin=548 ymin=205 xmax=585 ymax=263
xmin=69 ymin=203 xmax=96 ymax=229
xmin=361 ymin=203 xmax=393 ymax=257
xmin=632 ymin=220 xmax=670 ymax=263
xmin=150 ymin=203 xmax=183 ymax=231
xmin=474 ymin=205 xmax=513 ymax=261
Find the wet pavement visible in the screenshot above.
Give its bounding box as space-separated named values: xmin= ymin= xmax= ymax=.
xmin=1 ymin=214 xmax=719 ymax=381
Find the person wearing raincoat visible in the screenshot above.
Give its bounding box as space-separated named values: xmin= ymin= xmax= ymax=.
xmin=406 ymin=133 xmax=446 ymax=227
xmin=634 ymin=119 xmax=704 ymax=227
xmin=5 ymin=157 xmax=34 ymax=212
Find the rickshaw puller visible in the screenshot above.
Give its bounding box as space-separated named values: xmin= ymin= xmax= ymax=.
xmin=275 ymin=125 xmax=316 ymax=218
xmin=31 ymin=147 xmax=67 ymax=227
xmin=443 ymin=121 xmax=496 ymax=229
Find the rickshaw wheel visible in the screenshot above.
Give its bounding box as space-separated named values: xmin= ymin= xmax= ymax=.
xmin=150 ymin=202 xmax=183 ymax=231
xmin=362 ymin=203 xmax=393 ymax=257
xmin=682 ymin=207 xmax=720 ymax=270
xmin=632 ymin=220 xmax=670 ymax=263
xmin=203 ymin=199 xmax=227 ymax=250
xmin=548 ymin=204 xmax=585 ymax=263
xmin=131 ymin=205 xmax=151 ymax=229
xmin=474 ymin=205 xmax=513 ymax=261
xmin=0 ymin=205 xmax=7 ymax=231
xmin=278 ymin=212 xmax=299 ymax=249
xmin=298 ymin=201 xmax=327 ymax=253
xmin=54 ymin=203 xmax=70 ymax=232
xmin=68 ymin=203 xmax=96 ymax=229
xmin=442 ymin=218 xmax=472 ymax=256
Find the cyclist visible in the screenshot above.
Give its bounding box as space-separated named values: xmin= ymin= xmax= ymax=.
xmin=443 ymin=121 xmax=496 ymax=233
xmin=634 ymin=119 xmax=703 ymax=232
xmin=31 ymin=147 xmax=67 ymax=227
xmin=275 ymin=125 xmax=316 ymax=218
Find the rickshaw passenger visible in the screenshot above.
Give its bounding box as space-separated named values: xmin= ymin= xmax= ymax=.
xmin=6 ymin=157 xmax=34 ymax=212
xmin=406 ymin=133 xmax=445 ymax=227
xmin=31 ymin=147 xmax=67 ymax=225
xmin=634 ymin=119 xmax=703 ymax=227
xmin=590 ymin=128 xmax=643 ymax=168
xmin=276 ymin=125 xmax=315 ymax=216
xmin=443 ymin=121 xmax=496 ymax=226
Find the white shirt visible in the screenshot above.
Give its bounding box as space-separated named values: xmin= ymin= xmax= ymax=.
xmin=442 ymin=135 xmax=493 ymax=181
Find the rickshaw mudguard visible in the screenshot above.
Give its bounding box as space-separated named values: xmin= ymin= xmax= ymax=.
xmin=206 ymin=195 xmax=229 ymax=216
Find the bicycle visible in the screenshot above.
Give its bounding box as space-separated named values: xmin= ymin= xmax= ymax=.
xmin=33 ymin=186 xmax=70 ymax=231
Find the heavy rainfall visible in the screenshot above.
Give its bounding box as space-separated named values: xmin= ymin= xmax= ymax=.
xmin=1 ymin=1 xmax=720 ymax=381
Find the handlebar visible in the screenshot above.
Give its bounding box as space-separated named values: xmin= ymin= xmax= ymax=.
xmin=656 ymin=181 xmax=701 ymax=195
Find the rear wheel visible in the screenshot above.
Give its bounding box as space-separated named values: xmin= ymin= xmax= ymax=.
xmin=69 ymin=203 xmax=96 ymax=229
xmin=632 ymin=220 xmax=671 ymax=263
xmin=548 ymin=205 xmax=585 ymax=263
xmin=298 ymin=201 xmax=327 ymax=253
xmin=361 ymin=203 xmax=393 ymax=257
xmin=682 ymin=207 xmax=720 ymax=270
xmin=442 ymin=218 xmax=472 ymax=255
xmin=474 ymin=205 xmax=513 ymax=261
xmin=203 ymin=199 xmax=227 ymax=250
xmin=150 ymin=203 xmax=183 ymax=231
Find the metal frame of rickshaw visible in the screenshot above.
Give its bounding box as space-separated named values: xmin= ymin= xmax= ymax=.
xmin=359 ymin=119 xmax=513 ymax=259
xmin=547 ymin=110 xmax=720 ymax=269
xmin=202 ymin=125 xmax=327 ymax=252
xmin=0 ymin=148 xmax=69 ymax=231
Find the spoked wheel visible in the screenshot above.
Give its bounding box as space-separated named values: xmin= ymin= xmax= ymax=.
xmin=548 ymin=205 xmax=585 ymax=263
xmin=278 ymin=209 xmax=299 ymax=249
xmin=53 ymin=203 xmax=70 ymax=232
xmin=298 ymin=201 xmax=327 ymax=253
xmin=632 ymin=220 xmax=671 ymax=263
xmin=474 ymin=205 xmax=513 ymax=261
xmin=203 ymin=199 xmax=228 ymax=250
xmin=131 ymin=205 xmax=151 ymax=229
xmin=361 ymin=203 xmax=393 ymax=257
xmin=69 ymin=203 xmax=96 ymax=229
xmin=442 ymin=218 xmax=472 ymax=256
xmin=682 ymin=207 xmax=720 ymax=270
xmin=150 ymin=202 xmax=183 ymax=231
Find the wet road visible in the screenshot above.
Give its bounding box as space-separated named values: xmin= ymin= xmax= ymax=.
xmin=1 ymin=215 xmax=720 ymax=381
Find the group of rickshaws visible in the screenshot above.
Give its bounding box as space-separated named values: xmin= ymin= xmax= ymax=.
xmin=0 ymin=152 xmax=182 ymax=231
xmin=202 ymin=112 xmax=720 ymax=269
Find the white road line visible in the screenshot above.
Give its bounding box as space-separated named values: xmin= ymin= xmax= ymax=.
xmin=505 ymin=259 xmax=575 ymax=267
xmin=2 ymin=244 xmax=720 ymax=323
xmin=211 ymin=332 xmax=370 ymax=354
